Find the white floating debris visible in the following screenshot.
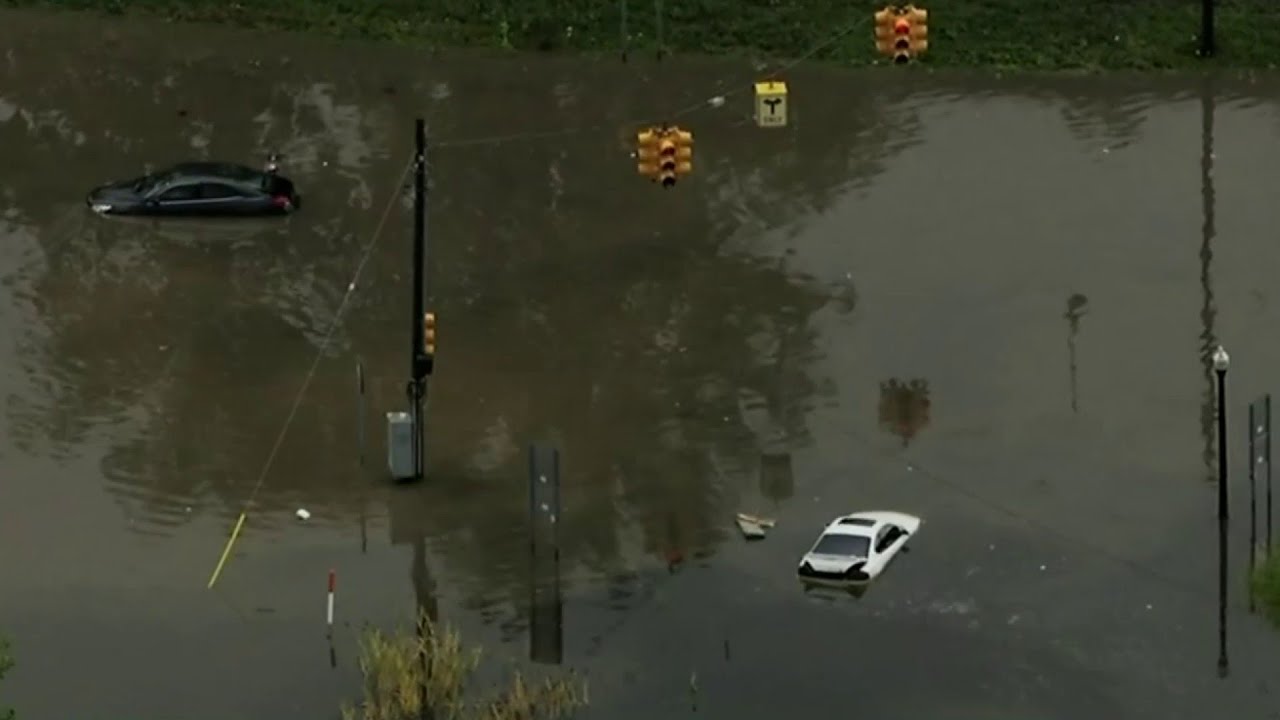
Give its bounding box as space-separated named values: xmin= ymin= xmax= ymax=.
xmin=708 ymin=95 xmax=726 ymax=108
xmin=735 ymin=512 xmax=775 ymax=540
xmin=296 ymin=508 xmax=311 ymax=520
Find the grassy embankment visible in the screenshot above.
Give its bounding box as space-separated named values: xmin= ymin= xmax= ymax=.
xmin=6 ymin=0 xmax=1280 ymax=69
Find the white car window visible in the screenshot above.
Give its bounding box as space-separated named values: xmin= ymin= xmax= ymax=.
xmin=875 ymin=525 xmax=901 ymax=553
xmin=812 ymin=534 xmax=870 ymax=557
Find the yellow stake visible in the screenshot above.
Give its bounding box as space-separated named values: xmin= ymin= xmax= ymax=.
xmin=207 ymin=511 xmax=248 ymax=589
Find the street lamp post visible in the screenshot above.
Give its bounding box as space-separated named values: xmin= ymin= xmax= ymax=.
xmin=1213 ymin=345 xmax=1230 ymax=678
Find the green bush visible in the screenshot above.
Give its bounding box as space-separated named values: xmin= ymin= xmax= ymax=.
xmin=1253 ymin=548 xmax=1280 ymax=627
xmin=341 ymin=610 xmax=586 ymax=720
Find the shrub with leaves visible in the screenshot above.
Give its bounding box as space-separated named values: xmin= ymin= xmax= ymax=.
xmin=341 ymin=610 xmax=587 ymax=720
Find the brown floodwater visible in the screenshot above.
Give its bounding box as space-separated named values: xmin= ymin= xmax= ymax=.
xmin=3 ymin=7 xmax=1280 ymax=720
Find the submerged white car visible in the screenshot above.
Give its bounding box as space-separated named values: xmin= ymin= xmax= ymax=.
xmin=797 ymin=511 xmax=922 ymax=584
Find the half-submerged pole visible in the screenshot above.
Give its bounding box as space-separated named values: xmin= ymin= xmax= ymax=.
xmin=407 ymin=118 xmax=429 ymax=481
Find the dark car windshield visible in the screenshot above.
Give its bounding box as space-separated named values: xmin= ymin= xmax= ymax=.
xmin=134 ymin=173 xmax=169 ymax=192
xmin=811 ymin=534 xmax=870 ymax=557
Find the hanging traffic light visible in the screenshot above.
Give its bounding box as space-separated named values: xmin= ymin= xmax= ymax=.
xmin=874 ymin=5 xmax=928 ymax=64
xmin=636 ymin=126 xmax=693 ymax=187
xmin=906 ymin=6 xmax=928 ymax=59
xmin=636 ymin=128 xmax=660 ymax=181
xmin=657 ymin=132 xmax=679 ymax=187
xmin=892 ymin=16 xmax=911 ymax=64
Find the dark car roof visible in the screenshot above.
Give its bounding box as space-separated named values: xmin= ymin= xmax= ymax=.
xmin=164 ymin=162 xmax=268 ymax=186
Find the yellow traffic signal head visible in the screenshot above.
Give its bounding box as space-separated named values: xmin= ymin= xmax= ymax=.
xmin=657 ymin=136 xmax=678 ymax=187
xmin=875 ymin=5 xmax=928 ymax=62
xmin=636 ymin=125 xmax=693 ymax=186
xmin=423 ymin=312 xmax=437 ymax=355
xmin=874 ymin=8 xmax=895 ymax=55
xmin=908 ymin=7 xmax=928 ymax=55
xmin=636 ymin=129 xmax=660 ymax=177
xmin=892 ymin=17 xmax=911 ymax=63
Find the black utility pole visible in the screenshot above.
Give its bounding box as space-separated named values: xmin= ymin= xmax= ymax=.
xmin=1213 ymin=345 xmax=1230 ymax=678
xmin=1201 ymin=0 xmax=1216 ymax=57
xmin=407 ymin=118 xmax=429 ymax=482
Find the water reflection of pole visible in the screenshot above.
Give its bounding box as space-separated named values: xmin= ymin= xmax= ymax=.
xmin=413 ymin=527 xmax=438 ymax=719
xmin=1214 ymin=347 xmax=1230 ymax=678
xmin=388 ymin=487 xmax=438 ymax=719
xmin=1199 ymin=80 xmax=1218 ymax=485
xmin=357 ymin=358 xmax=368 ymax=553
xmin=529 ymin=445 xmax=564 ymax=665
xmin=1200 ymin=78 xmax=1229 ymax=679
xmin=1064 ymin=294 xmax=1088 ymax=413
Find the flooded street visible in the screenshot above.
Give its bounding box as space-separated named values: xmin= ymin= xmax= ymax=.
xmin=5 ymin=7 xmax=1280 ymax=719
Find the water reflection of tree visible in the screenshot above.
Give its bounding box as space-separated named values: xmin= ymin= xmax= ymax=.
xmin=1 ymin=28 xmax=922 ymax=620
xmin=985 ymin=75 xmax=1193 ymax=152
xmin=878 ymin=378 xmax=931 ymax=447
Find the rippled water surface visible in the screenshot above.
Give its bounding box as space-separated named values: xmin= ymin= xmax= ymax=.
xmin=4 ymin=8 xmax=1280 ymax=720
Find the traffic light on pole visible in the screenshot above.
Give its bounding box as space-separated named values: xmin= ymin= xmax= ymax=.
xmin=423 ymin=311 xmax=437 ymax=360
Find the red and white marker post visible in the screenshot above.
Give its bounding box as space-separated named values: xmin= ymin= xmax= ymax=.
xmin=327 ymin=569 xmax=336 ymax=632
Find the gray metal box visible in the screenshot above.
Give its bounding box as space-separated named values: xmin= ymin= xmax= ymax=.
xmin=386 ymin=411 xmax=416 ymax=480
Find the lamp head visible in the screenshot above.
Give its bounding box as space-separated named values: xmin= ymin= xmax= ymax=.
xmin=1212 ymin=346 xmax=1230 ymax=373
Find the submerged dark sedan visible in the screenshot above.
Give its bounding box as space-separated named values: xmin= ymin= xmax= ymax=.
xmin=87 ymin=161 xmax=300 ymax=217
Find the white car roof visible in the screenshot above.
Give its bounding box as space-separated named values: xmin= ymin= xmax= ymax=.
xmin=820 ymin=511 xmax=923 ymax=537
xmin=821 ymin=515 xmax=882 ymax=537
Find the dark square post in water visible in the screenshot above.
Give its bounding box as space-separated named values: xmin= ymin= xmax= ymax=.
xmin=528 ymin=444 xmax=563 ymax=664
